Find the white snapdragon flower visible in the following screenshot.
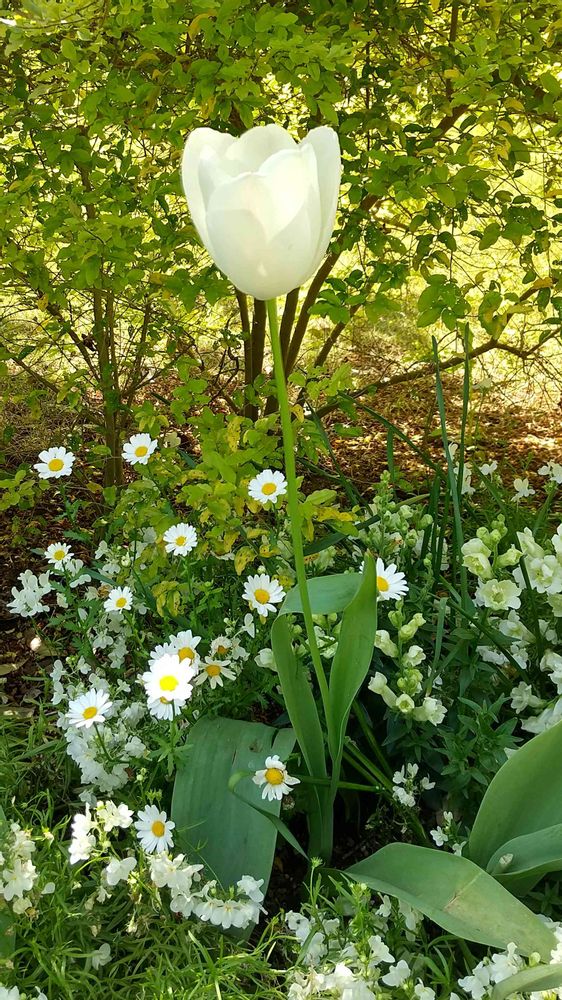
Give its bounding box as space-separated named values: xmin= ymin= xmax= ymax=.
xmin=474 ymin=578 xmax=521 ymax=611
xmin=461 ymin=538 xmax=493 ymax=579
xmin=512 ymin=477 xmax=535 ymax=501
xmin=103 ymin=856 xmax=137 ymax=886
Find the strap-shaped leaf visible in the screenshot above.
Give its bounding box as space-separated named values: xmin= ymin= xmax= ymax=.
xmin=171 ymin=716 xmax=295 ymax=901
xmin=346 ymin=843 xmax=557 ymax=959
xmin=270 ymin=614 xmax=327 ymax=781
xmin=469 ymin=719 xmax=562 ymax=869
xmin=486 ymin=823 xmax=562 ymax=896
xmin=279 ymin=572 xmax=363 ymax=616
xmin=327 ymin=554 xmax=377 ymax=768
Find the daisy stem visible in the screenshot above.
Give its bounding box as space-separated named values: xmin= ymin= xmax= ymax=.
xmin=266 ymin=299 xmax=330 ymax=716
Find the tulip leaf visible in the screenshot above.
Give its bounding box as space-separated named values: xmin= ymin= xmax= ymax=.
xmin=171 ymin=716 xmax=295 ymax=902
xmin=492 ymin=964 xmax=562 ymax=1000
xmin=326 ymin=554 xmax=377 ymax=768
xmin=346 ymin=844 xmax=557 ymax=959
xmin=469 ymin=719 xmax=562 ymax=870
xmin=279 ymin=573 xmax=362 ymax=617
xmin=270 ymin=614 xmax=327 ymax=781
xmin=486 ymin=824 xmax=562 ymax=896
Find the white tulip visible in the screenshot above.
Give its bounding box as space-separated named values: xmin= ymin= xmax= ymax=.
xmin=181 ymin=123 xmax=341 ymax=301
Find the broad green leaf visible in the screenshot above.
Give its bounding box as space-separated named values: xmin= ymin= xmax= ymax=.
xmin=346 ymin=844 xmax=556 ymax=959
xmin=469 ymin=720 xmax=562 ymax=869
xmin=171 ymin=717 xmax=295 ymax=903
xmin=327 ymin=554 xmax=377 ymax=768
xmin=492 ymin=964 xmax=562 ymax=1000
xmin=270 ymin=615 xmax=327 ymax=781
xmin=486 ymin=824 xmax=562 ymax=896
xmin=278 ymin=573 xmax=362 ymax=617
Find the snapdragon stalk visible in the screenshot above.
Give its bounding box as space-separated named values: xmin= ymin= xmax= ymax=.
xmin=266 ymin=299 xmax=330 ymax=717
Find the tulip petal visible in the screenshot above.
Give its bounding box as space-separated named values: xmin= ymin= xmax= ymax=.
xmin=205 ymin=146 xmax=321 ymax=300
xmin=299 ymin=127 xmax=341 ymax=274
xmin=181 ymin=128 xmax=236 ymax=248
xmin=224 ymin=123 xmax=296 ymax=172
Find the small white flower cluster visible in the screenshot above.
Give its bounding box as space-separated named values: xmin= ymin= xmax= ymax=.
xmin=430 ymin=811 xmax=465 ymax=855
xmin=392 ymin=763 xmax=434 ymax=809
xmin=285 ymin=890 xmax=427 ymax=1000
xmin=458 ymin=941 xmax=523 ymax=999
xmin=0 ymin=823 xmax=42 ymax=915
xmin=7 ymin=569 xmax=52 ymax=618
xmin=67 ymin=800 xmax=263 ymax=931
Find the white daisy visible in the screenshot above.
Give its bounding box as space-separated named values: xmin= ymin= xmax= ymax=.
xmin=147 ymin=697 xmax=175 ymax=720
xmin=163 ymin=523 xmax=198 ymax=556
xmin=122 ymin=432 xmax=158 ymax=466
xmin=67 ymin=689 xmax=112 ymax=729
xmin=210 ymin=635 xmax=233 ymax=658
xmin=195 ymin=657 xmax=236 ymax=690
xmin=248 ymin=469 xmax=288 ymax=506
xmin=45 ymin=542 xmax=74 ymax=566
xmin=141 ymin=653 xmax=196 ymax=705
xmin=134 ymin=806 xmax=174 ymax=854
xmin=252 ymin=755 xmax=300 ymax=802
xmin=375 ymin=557 xmax=408 ymax=602
xmin=34 ymin=446 xmax=75 ymax=480
xmin=242 ymin=574 xmax=285 ymax=616
xmin=104 ymin=586 xmax=133 ymax=613
xmin=168 ymin=630 xmax=202 ymax=669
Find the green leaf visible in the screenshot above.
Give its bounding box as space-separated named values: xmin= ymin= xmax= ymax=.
xmin=326 ymin=554 xmax=377 ymax=768
xmin=346 ymin=844 xmax=557 ymax=959
xmin=278 ymin=573 xmax=362 ymax=617
xmin=486 ymin=824 xmax=562 ymax=896
xmin=492 ymin=964 xmax=562 ymax=1000
xmin=479 ymin=222 xmax=501 ymax=250
xmin=469 ymin=720 xmax=562 ymax=870
xmin=172 ymin=717 xmax=295 ymax=902
xmin=270 ymin=616 xmax=327 ymax=781
xmin=0 ymin=807 xmax=15 ymax=957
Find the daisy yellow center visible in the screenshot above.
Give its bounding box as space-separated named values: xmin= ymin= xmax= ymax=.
xmin=115 ymin=596 xmax=127 ymax=608
xmin=175 ymin=535 xmax=186 ymax=546
xmin=376 ymin=576 xmax=390 ymax=593
xmin=159 ymin=675 xmax=178 ymax=692
xmin=151 ymin=820 xmax=166 ymax=837
xmin=53 ymin=549 xmax=66 ymax=561
xmin=216 ymin=644 xmax=229 ymax=655
xmin=261 ymin=482 xmax=276 ymax=496
xmin=264 ymin=767 xmax=284 ymax=786
xmin=254 ymin=588 xmax=270 ymax=604
xmin=178 ymin=646 xmax=195 ymax=662
xmin=135 ymin=445 xmax=148 ymax=457
xmin=205 ymin=664 xmax=221 ymax=677
xmin=48 ymin=458 xmax=64 ymax=472
xmin=82 ymin=706 xmax=98 ymax=720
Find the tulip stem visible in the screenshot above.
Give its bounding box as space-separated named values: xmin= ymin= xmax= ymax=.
xmin=266 ymin=298 xmax=331 ymax=713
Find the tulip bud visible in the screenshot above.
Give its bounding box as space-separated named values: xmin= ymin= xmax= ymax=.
xmin=181 ymin=123 xmax=341 ymax=300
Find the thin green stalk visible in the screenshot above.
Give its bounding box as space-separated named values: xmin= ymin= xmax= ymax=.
xmin=266 ymin=298 xmax=330 ymax=717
